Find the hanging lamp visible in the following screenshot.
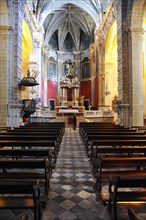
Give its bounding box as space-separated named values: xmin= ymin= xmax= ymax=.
xmin=19 ymin=70 xmax=39 ymax=87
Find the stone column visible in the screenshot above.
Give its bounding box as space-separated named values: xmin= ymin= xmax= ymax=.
xmin=33 ymin=36 xmax=42 ymax=97
xmin=96 ymin=34 xmax=105 ymax=106
xmin=57 ymin=51 xmax=65 ymax=96
xmin=42 ymin=44 xmax=48 ymax=107
xmin=0 ymin=25 xmax=12 ymax=126
xmin=115 ymin=0 xmax=132 ymax=127
xmin=131 ymin=28 xmax=144 ymax=126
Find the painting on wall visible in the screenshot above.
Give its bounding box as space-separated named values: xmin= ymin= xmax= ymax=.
xmin=63 ymin=64 xmax=68 ymax=75
xmin=48 ymin=62 xmax=57 ymax=79
xmin=81 ymin=61 xmax=90 ymax=79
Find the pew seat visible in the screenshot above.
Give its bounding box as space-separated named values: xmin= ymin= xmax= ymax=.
xmin=109 ymin=176 xmax=146 ymax=220
xmin=0 ymin=179 xmax=41 ymax=220
xmin=0 ymin=159 xmax=50 ymax=195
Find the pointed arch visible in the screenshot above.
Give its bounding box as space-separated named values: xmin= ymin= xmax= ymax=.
xmin=22 ymin=20 xmax=34 ymax=77
xmin=130 ymin=0 xmax=145 ymax=125
xmin=105 ymin=21 xmax=118 ymax=106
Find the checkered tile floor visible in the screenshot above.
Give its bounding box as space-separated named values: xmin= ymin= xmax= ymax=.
xmin=41 ymin=128 xmax=111 ymax=220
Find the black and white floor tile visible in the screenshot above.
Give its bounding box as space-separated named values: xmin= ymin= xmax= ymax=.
xmin=41 ymin=127 xmax=111 ymax=220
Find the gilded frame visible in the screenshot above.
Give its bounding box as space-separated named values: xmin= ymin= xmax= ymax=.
xmin=48 ymin=61 xmax=57 ymax=79
xmin=81 ymin=61 xmax=90 ymax=79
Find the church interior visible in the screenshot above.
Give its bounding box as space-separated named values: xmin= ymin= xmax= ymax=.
xmin=0 ymin=0 xmax=146 ymax=219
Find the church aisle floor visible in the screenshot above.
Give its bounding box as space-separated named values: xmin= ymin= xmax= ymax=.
xmin=42 ymin=127 xmax=111 ymax=220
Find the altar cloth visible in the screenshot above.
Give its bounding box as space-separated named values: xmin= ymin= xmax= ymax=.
xmin=59 ymin=109 xmax=78 ymax=113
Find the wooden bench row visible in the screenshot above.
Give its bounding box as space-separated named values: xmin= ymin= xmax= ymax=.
xmin=81 ymin=127 xmax=135 ymax=141
xmin=86 ymin=133 xmax=146 ymax=154
xmin=94 ymin=156 xmax=146 ymax=192
xmin=0 ymin=122 xmax=65 ymax=219
xmin=90 ymin=141 xmax=146 ymax=220
xmin=0 ymin=158 xmax=50 ymax=195
xmin=109 ymin=176 xmax=146 ymax=220
xmin=79 ymin=122 xmax=122 ymax=133
xmin=80 ymin=122 xmax=146 ymax=220
xmin=0 ymin=179 xmax=41 ymax=220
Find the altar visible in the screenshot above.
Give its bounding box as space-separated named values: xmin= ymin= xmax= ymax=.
xmin=55 ymin=60 xmax=85 ymax=114
xmin=55 ymin=105 xmax=85 ymax=116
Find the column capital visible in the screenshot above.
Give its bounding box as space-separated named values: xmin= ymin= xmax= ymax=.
xmin=73 ymin=51 xmax=81 ymax=55
xmin=42 ymin=44 xmax=49 ymax=52
xmin=130 ymin=28 xmax=144 ymax=35
xmin=57 ymin=51 xmax=65 ymax=55
xmin=127 ymin=27 xmax=144 ymax=40
xmin=0 ymin=25 xmax=13 ymax=32
xmin=34 ymin=38 xmax=41 ymax=48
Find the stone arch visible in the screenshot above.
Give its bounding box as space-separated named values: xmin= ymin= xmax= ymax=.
xmin=0 ymin=0 xmax=9 ymax=25
xmin=22 ymin=19 xmax=34 ymax=100
xmin=96 ymin=3 xmax=116 ymax=106
xmin=105 ymin=21 xmax=118 ymax=107
xmin=130 ymin=0 xmax=145 ymax=126
xmin=22 ymin=20 xmax=34 ymax=74
xmin=131 ymin=0 xmax=145 ymax=28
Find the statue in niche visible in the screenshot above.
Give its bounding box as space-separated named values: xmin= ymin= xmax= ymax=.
xmin=112 ymin=95 xmax=121 ymax=113
xmin=79 ymin=95 xmax=84 ymax=106
xmin=66 ymin=62 xmax=77 ymax=79
xmin=56 ymin=96 xmax=61 ymax=106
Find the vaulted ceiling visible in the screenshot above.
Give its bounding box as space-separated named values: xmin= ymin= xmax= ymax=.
xmin=27 ymin=0 xmax=111 ymax=51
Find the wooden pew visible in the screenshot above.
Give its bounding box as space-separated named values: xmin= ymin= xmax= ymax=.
xmin=109 ymin=176 xmax=146 ymax=220
xmin=85 ymin=134 xmax=146 ymax=154
xmin=79 ymin=122 xmax=129 ymax=136
xmin=90 ymin=139 xmax=146 ymax=161
xmin=0 ymin=148 xmax=52 ymax=174
xmin=0 ymin=133 xmax=61 ymax=151
xmin=0 ymin=140 xmax=58 ymax=163
xmin=92 ymin=139 xmax=146 ymax=148
xmin=94 ymin=157 xmax=146 ymax=193
xmin=0 ymin=158 xmax=50 ymax=195
xmin=91 ymin=146 xmax=146 ymax=165
xmin=0 ymin=179 xmax=41 ymax=220
xmin=0 ymin=148 xmax=51 ymax=159
xmin=12 ymin=127 xmax=64 ymax=137
xmin=5 ymin=130 xmax=63 ymax=144
xmin=79 ymin=122 xmax=121 ymax=133
xmin=24 ymin=121 xmax=65 ymax=129
xmin=81 ymin=128 xmax=138 ymax=141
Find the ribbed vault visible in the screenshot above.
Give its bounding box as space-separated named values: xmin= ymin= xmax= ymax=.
xmin=27 ymin=0 xmax=111 ymax=51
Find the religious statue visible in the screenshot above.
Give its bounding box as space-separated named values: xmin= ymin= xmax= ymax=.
xmin=35 ymin=97 xmax=41 ymax=109
xmin=79 ymin=95 xmax=84 ymax=106
xmin=56 ymin=96 xmax=61 ymax=106
xmin=60 ymin=75 xmax=70 ymax=84
xmin=112 ymin=95 xmax=120 ymax=113
xmin=66 ymin=62 xmax=77 ymax=79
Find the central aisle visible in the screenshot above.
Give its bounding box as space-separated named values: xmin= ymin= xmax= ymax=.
xmin=42 ymin=127 xmax=111 ymax=220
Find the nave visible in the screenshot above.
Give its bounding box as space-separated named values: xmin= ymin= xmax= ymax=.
xmin=41 ymin=127 xmax=111 ymax=220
